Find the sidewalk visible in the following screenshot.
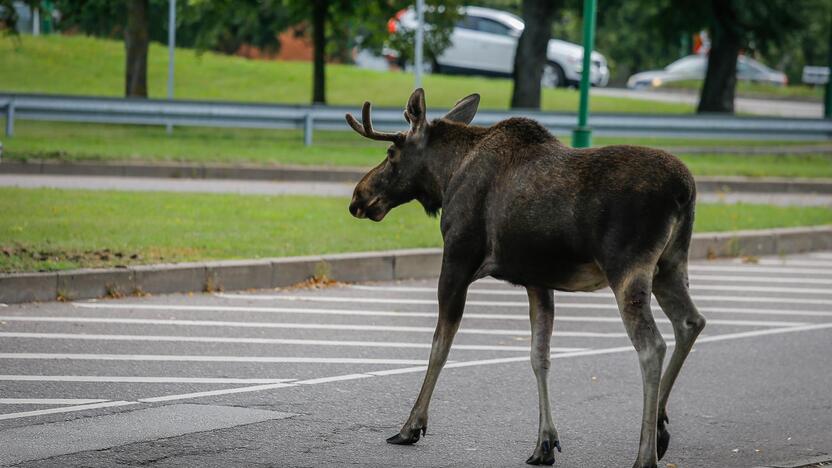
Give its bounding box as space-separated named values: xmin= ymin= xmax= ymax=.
xmin=3 ymin=174 xmax=832 ymax=207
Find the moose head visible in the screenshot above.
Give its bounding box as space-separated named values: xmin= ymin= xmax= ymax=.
xmin=345 ymin=88 xmax=480 ymax=221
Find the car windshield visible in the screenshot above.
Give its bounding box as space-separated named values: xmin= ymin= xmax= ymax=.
xmin=665 ymin=56 xmax=705 ymax=73
xmin=458 ymin=14 xmax=513 ymax=36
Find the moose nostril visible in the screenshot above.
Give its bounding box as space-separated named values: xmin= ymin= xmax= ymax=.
xmin=349 ymin=200 xmax=365 ymax=218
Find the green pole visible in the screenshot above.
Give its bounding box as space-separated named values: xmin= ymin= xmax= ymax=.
xmin=572 ymin=0 xmax=597 ymax=148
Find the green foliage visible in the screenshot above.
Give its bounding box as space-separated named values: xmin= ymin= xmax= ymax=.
xmin=52 ymin=0 xmax=291 ymax=54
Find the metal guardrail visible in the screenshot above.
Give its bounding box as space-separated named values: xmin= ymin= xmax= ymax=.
xmin=1 ymin=93 xmax=831 ymax=145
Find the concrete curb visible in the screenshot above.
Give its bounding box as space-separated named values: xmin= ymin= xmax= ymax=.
xmin=696 ymin=176 xmax=832 ymax=195
xmin=0 ymin=160 xmax=366 ymax=183
xmin=3 ymin=160 xmax=832 ymax=194
xmin=1 ymin=228 xmax=830 ymax=305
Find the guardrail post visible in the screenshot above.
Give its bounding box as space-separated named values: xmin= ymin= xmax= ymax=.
xmin=4 ymin=98 xmax=14 ymax=138
xmin=304 ymin=112 xmax=314 ymax=146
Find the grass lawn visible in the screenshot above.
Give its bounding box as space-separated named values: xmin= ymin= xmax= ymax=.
xmin=4 ymin=121 xmax=830 ymax=178
xmin=0 ymin=35 xmax=693 ymax=113
xmin=662 ymin=80 xmax=824 ymax=102
xmin=676 ymin=153 xmax=832 ymax=179
xmin=2 ymin=187 xmax=831 ymax=273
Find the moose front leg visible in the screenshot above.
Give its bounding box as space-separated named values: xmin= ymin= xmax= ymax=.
xmin=525 ymin=287 xmax=560 ymax=466
xmin=386 ymin=264 xmax=472 ymax=445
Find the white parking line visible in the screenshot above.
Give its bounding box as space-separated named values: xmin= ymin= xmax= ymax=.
xmin=0 ymin=332 xmax=580 ymax=352
xmin=726 ymin=259 xmax=832 ymax=268
xmin=688 ymin=274 xmax=832 ymax=286
xmin=351 ymin=284 xmax=832 ymax=296
xmin=217 ymin=293 xmax=832 ymax=306
xmin=0 ymin=375 xmax=297 ymax=384
xmin=0 ymin=399 xmax=110 ymax=405
xmin=0 ymin=353 xmax=432 ymax=365
xmin=0 ymin=316 xmax=627 ymax=337
xmin=68 ymin=303 xmax=812 ymax=325
xmin=687 ymin=264 xmax=832 ymax=275
xmin=471 ymin=264 xmax=832 ymax=278
xmin=0 ymin=401 xmax=137 ymax=421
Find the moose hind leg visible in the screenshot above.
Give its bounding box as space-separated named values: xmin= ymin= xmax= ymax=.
xmin=525 ymin=287 xmax=560 ymax=466
xmin=651 ymin=263 xmax=706 ymax=460
xmin=386 ymin=265 xmax=471 ymax=445
xmin=611 ymin=269 xmax=666 ymax=468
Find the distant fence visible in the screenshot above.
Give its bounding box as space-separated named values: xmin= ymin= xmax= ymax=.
xmin=2 ymin=93 xmax=831 ymax=145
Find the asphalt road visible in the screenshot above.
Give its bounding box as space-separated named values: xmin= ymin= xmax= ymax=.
xmin=593 ymin=88 xmax=823 ymax=118
xmin=3 ymin=174 xmax=832 ymax=207
xmin=1 ymin=251 xmax=831 ymax=467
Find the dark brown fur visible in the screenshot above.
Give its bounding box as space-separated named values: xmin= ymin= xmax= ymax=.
xmin=347 ymin=89 xmax=705 ymax=468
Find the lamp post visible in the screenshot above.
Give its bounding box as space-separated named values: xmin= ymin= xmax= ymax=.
xmin=414 ymin=0 xmax=425 ymax=89
xmin=572 ymin=0 xmax=597 ymax=148
xmin=166 ymin=0 xmax=176 ymax=134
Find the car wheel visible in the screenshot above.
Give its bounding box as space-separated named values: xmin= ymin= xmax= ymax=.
xmin=541 ymin=62 xmax=565 ymax=88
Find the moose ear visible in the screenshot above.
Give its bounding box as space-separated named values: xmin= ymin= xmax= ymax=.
xmin=443 ymin=93 xmax=480 ymax=125
xmin=405 ymin=88 xmax=427 ymax=131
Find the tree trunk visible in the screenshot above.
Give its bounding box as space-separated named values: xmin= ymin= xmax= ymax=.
xmin=511 ymin=0 xmax=557 ymax=109
xmin=125 ymin=0 xmax=150 ymax=98
xmin=311 ymin=0 xmax=327 ymax=104
xmin=697 ymin=2 xmax=742 ymax=113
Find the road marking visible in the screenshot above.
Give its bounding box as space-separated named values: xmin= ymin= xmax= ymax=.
xmin=809 ymin=252 xmax=832 ymax=260
xmin=217 ymin=293 xmax=832 ymax=306
xmin=0 ymin=353 xmax=432 ymax=365
xmin=352 ymin=284 xmax=832 ymax=296
xmin=472 ymin=264 xmax=832 ymax=279
xmin=0 ymin=399 xmax=110 ymax=405
xmin=137 ymin=383 xmax=297 ymax=403
xmin=727 ymin=258 xmax=832 ymax=268
xmin=68 ymin=303 xmax=810 ymax=325
xmin=686 ymin=264 xmax=832 ymax=275
xmin=0 ymin=316 xmax=627 ymax=337
xmin=0 ymin=375 xmax=297 ymax=384
xmin=0 ymin=332 xmax=581 ymax=352
xmin=5 ymin=322 xmax=832 ymax=422
xmin=0 ymin=400 xmax=137 ymax=421
xmin=688 ymin=274 xmax=832 ymax=286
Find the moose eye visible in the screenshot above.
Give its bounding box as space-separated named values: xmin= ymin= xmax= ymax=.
xmin=386 ymin=147 xmax=400 ymax=164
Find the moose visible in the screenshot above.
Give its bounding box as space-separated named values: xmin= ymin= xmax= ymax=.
xmin=345 ymin=88 xmax=705 ymax=468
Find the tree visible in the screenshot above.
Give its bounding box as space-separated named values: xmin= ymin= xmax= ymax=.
xmin=657 ymin=0 xmax=808 ymax=113
xmin=124 ymin=0 xmax=149 ymax=98
xmin=510 ymin=0 xmax=559 ymax=109
xmin=311 ymin=0 xmax=327 ymax=104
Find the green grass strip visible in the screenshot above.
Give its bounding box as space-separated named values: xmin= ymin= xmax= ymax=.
xmin=1 ymin=188 xmax=830 ymax=273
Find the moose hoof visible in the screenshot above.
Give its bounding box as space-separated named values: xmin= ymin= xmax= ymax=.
xmin=386 ymin=426 xmax=426 ymax=445
xmin=525 ymin=439 xmax=560 ymax=465
xmin=657 ymin=415 xmax=670 ymax=460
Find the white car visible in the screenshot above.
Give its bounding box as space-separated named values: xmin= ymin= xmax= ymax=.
xmin=627 ymin=55 xmax=788 ymax=89
xmin=390 ymin=6 xmax=610 ymax=88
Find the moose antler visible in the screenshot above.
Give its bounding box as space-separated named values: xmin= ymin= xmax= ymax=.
xmin=345 ymin=102 xmax=405 ymax=144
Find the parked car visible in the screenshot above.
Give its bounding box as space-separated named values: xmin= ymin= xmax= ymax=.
xmin=388 ymin=6 xmax=610 ymax=88
xmin=626 ymin=54 xmax=788 ymax=89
